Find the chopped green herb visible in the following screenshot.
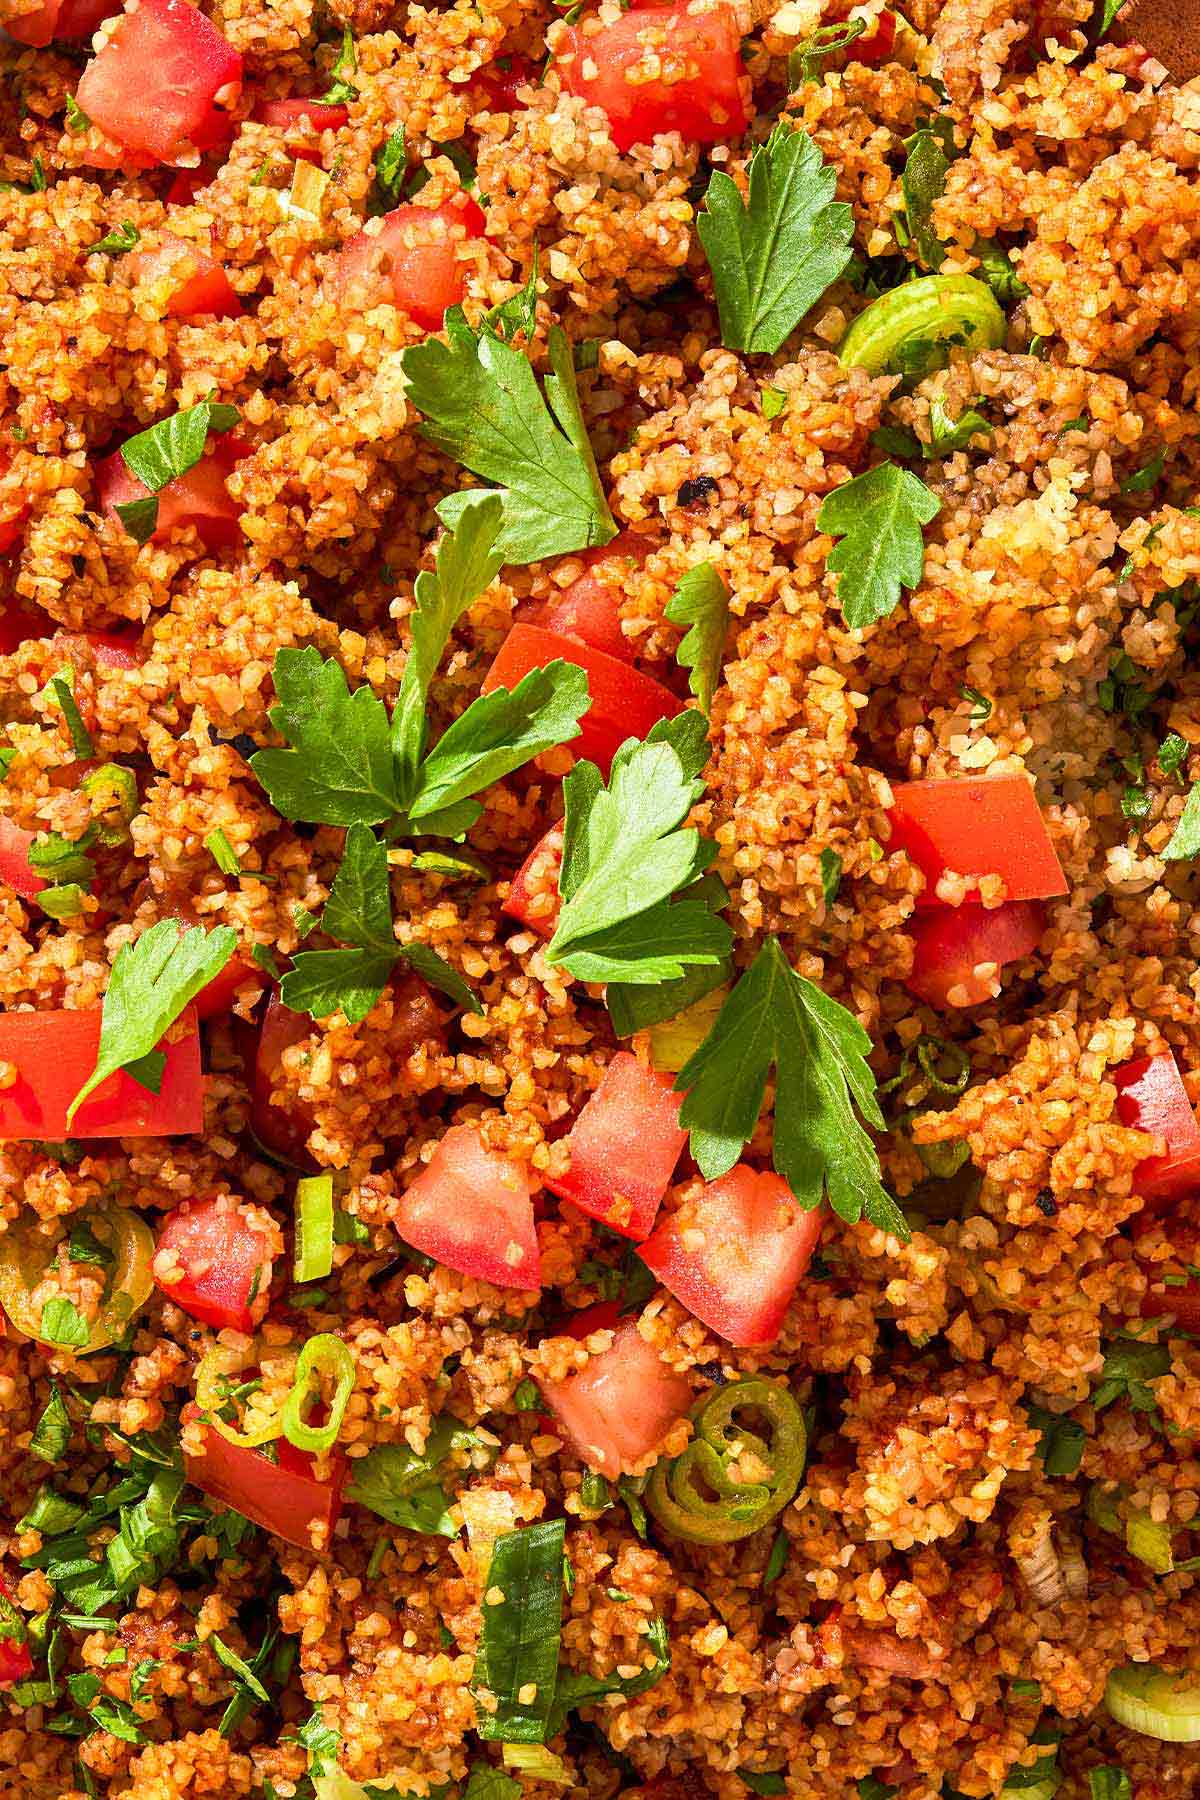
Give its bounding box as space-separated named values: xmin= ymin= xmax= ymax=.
xmin=204 ymin=828 xmax=241 ymax=876
xmin=1158 ymin=733 xmax=1189 ymax=778
xmin=1026 ymin=1404 xmax=1086 ymax=1476
xmin=211 ymin=1634 xmax=271 ymax=1705
xmin=818 ymin=462 xmax=940 ymax=629
xmin=927 ymin=397 xmax=990 ymax=456
xmin=39 ymin=1298 xmax=90 ymax=1349
xmin=763 ymin=1529 xmax=788 ymax=1587
xmin=961 ymin=684 xmax=992 ymax=725
xmin=819 ymin=847 xmax=842 ymax=908
xmin=38 ymin=883 xmax=87 ymax=920
xmin=473 ymin=1519 xmax=565 ymax=1742
xmin=761 ymin=386 xmax=788 ymax=420
xmin=115 ymin=399 xmax=240 ymax=544
xmin=89 ymin=220 xmax=139 ymax=257
xmin=787 ymin=16 xmax=866 ymax=86
xmin=1091 ymin=1338 xmax=1170 ymax=1415
xmin=1121 ymin=452 xmax=1165 ymax=494
xmin=902 ymin=119 xmax=956 ymax=271
xmin=251 ymin=944 xmax=282 ymax=981
xmin=320 ymin=27 xmax=358 ymax=104
xmin=1096 ymin=0 xmax=1128 ymax=39
xmin=47 ymin=674 xmax=94 ymax=759
xmin=738 ymin=1772 xmax=787 ymax=1797
xmin=973 ymin=238 xmax=1029 ymax=302
xmin=579 ymin=1471 xmax=612 ymax=1512
xmin=345 ymin=1416 xmax=483 ymax=1536
xmin=1162 ymin=785 xmax=1200 ymax=863
xmin=372 ymin=124 xmax=407 ymax=206
xmin=869 ymin=425 xmax=921 ymax=460
xmin=333 ymin=1208 xmax=369 ymax=1245
xmin=513 ymin=1378 xmax=540 ymax=1411
xmin=68 ymin=1220 xmax=115 ymax=1269
xmin=1060 ymin=415 xmax=1089 ymax=435
xmin=292 ymin=904 xmax=320 ymax=938
xmin=665 ymin=561 xmax=730 ymax=715
xmin=29 ymin=1386 xmax=71 ymax=1462
xmin=1089 ymin=1771 xmax=1130 ymax=1800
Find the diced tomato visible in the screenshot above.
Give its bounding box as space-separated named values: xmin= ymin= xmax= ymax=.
xmin=1141 ymin=1277 xmax=1200 ymax=1334
xmin=128 ymin=234 xmax=241 ymax=320
xmin=504 ymin=823 xmax=564 ymax=938
xmin=482 ymin=624 xmax=681 ymax=774
xmin=95 ymin=433 xmax=246 ymax=550
xmin=1112 ymin=1053 xmax=1200 ymax=1206
xmin=541 ymin=1315 xmax=691 ymax=1478
xmin=564 ymin=1298 xmax=625 ymax=1338
xmin=0 ymin=1007 xmax=203 ymax=1139
xmin=396 ymin=1121 xmax=541 ymax=1290
xmin=153 ymin=1194 xmax=273 ymax=1331
xmin=558 ymin=2 xmax=747 ymax=153
xmin=4 ymin=0 xmax=114 ymax=45
xmin=529 ymin=534 xmax=647 ymax=664
xmin=0 ymin=508 xmax=28 ymax=556
xmin=182 ymin=1404 xmax=345 ymax=1550
xmin=545 ymin=1052 xmax=686 ymax=1240
xmin=906 ymin=899 xmax=1045 ymax=1009
xmin=0 ymin=818 xmax=46 ymax=902
xmin=253 ymin=97 xmax=348 ymax=161
xmin=640 ymin=1165 xmax=822 ymax=1346
xmin=330 ymin=196 xmax=487 ymax=331
xmin=0 ymin=1573 xmax=32 ymax=1688
xmin=470 ymin=54 xmax=535 ymax=112
xmin=165 ymin=166 xmax=214 ymax=205
xmin=75 ymin=0 xmax=243 ymax=165
xmin=249 ymin=992 xmax=316 ymax=1169
xmin=854 ymin=8 xmax=897 ymax=63
xmin=887 ymin=775 xmax=1067 ymax=909
xmin=0 ymin=602 xmax=53 ymax=654
xmin=86 ymin=630 xmax=146 ymax=671
xmin=191 ymin=949 xmax=258 ymax=1021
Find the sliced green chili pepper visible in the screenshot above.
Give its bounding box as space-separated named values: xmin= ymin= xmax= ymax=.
xmin=838 ymin=274 xmax=1005 ymax=378
xmin=646 ymin=1378 xmax=806 ymax=1545
xmin=281 ymin=1333 xmax=355 ymax=1454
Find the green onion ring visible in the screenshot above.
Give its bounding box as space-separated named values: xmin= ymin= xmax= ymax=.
xmin=646 ymin=1378 xmax=806 ymax=1545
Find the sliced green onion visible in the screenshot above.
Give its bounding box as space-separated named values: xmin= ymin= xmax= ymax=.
xmin=502 ymin=1743 xmax=572 ymax=1784
xmin=281 ymin=1333 xmax=356 ymax=1454
xmin=1125 ymin=1510 xmax=1174 ymax=1575
xmin=646 ymin=1378 xmax=806 ymax=1545
xmin=999 ymin=1779 xmax=1059 ymax=1800
xmin=80 ymin=764 xmax=138 ymax=843
xmin=294 ymin=1174 xmax=335 ymax=1285
xmin=648 ymin=984 xmax=728 ymax=1073
xmin=1105 ymin=1664 xmax=1200 ymax=1742
xmin=915 ymin=1035 xmax=970 ymax=1096
xmin=838 ymin=274 xmax=1005 ymax=377
xmin=194 ymin=1337 xmax=294 ymax=1448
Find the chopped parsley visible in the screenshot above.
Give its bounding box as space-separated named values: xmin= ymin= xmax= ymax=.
xmin=818 ymin=462 xmax=941 ymax=629
xmin=665 ymin=561 xmax=730 ymax=715
xmin=1162 ymin=784 xmax=1200 ymax=863
xmin=901 ymin=117 xmax=957 ymax=271
xmin=320 ymin=27 xmax=358 ymax=104
xmin=819 ymin=847 xmax=842 ymax=908
xmin=89 ymin=220 xmax=139 ymax=257
xmin=1121 ymin=452 xmax=1165 ymax=495
xmin=1091 ymin=1337 xmax=1170 ymax=1416
xmin=114 ymin=399 xmax=240 ymax=544
xmin=204 ymin=828 xmax=242 ymax=876
xmin=46 ymin=673 xmax=94 ymax=759
xmin=1158 ymin=732 xmax=1189 ymax=777
xmin=29 ymin=1386 xmax=71 ymax=1462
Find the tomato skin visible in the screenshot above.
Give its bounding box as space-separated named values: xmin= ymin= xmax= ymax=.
xmin=887 ymin=775 xmax=1067 ymax=909
xmin=153 ymin=1194 xmax=273 ymax=1332
xmin=1141 ymin=1279 xmax=1200 ymax=1334
xmin=545 ymin=1053 xmax=686 ymax=1240
xmin=1112 ymin=1052 xmax=1200 ymax=1205
xmin=541 ymin=1316 xmax=691 ymax=1477
xmin=96 ymin=435 xmax=246 ymax=550
xmin=470 ymin=54 xmax=535 ymax=112
xmin=0 ymin=817 xmax=47 ymax=902
xmin=640 ymin=1165 xmax=822 ymax=1346
xmin=331 ymin=198 xmax=486 ymax=331
xmin=128 ymin=234 xmax=241 ymax=320
xmin=906 ymin=899 xmax=1044 ymax=1009
xmin=559 ymin=2 xmax=748 ymax=153
xmin=181 ymin=1405 xmax=345 ymax=1550
xmin=530 ymin=533 xmax=648 ymax=664
xmin=396 ymin=1122 xmax=541 ymax=1290
xmin=0 ymin=603 xmax=54 ymax=655
xmin=0 ymin=1574 xmax=32 ymax=1688
xmin=4 ymin=0 xmax=113 ymax=44
xmin=0 ymin=1007 xmax=203 ymax=1139
xmin=0 ymin=508 xmax=28 ymax=556
xmin=75 ymin=0 xmax=243 ymax=165
xmin=482 ymin=624 xmax=681 ymax=774
xmin=191 ymin=950 xmax=258 ymax=1021
xmin=504 ymin=823 xmax=564 ymax=938
xmin=249 ymin=993 xmax=317 ymax=1169
xmin=253 ymin=97 xmax=348 ymax=162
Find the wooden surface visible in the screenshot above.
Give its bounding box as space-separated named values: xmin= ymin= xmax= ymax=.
xmin=1117 ymin=0 xmax=1200 ymax=80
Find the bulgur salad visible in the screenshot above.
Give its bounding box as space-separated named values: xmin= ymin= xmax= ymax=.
xmin=0 ymin=0 xmax=1199 ymax=1795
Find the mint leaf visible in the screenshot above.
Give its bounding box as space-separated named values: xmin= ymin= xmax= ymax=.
xmin=818 ymin=462 xmax=940 ymax=629
xmin=251 ymin=648 xmax=400 ymax=826
xmin=391 ymin=493 xmax=505 ymax=798
xmin=676 ymin=938 xmax=906 ymax=1236
xmin=665 ymin=562 xmax=730 ymax=714
xmin=66 ymin=920 xmax=235 ymax=1122
xmin=697 ymin=123 xmax=853 ymax=355
xmin=39 ymin=1297 xmax=90 ymax=1348
xmin=404 ymin=313 xmax=616 ymax=563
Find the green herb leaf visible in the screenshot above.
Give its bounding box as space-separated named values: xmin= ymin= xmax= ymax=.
xmin=902 ymin=120 xmax=955 ymax=271
xmin=1097 ymin=0 xmax=1127 ymax=37
xmin=818 ymin=462 xmax=940 ymax=629
xmin=39 ymin=1298 xmax=91 ymax=1348
xmin=28 ymin=828 xmax=97 ymax=887
xmin=927 ymin=397 xmax=989 ymax=456
xmin=278 ymin=947 xmax=394 ymax=1025
xmin=47 ymin=674 xmax=94 ymax=759
xmin=320 ymin=26 xmax=358 ymax=104
xmin=391 ymin=494 xmax=505 ymax=798
xmin=296 ymin=1705 xmax=340 ymax=1780
xmin=30 ymin=1386 xmax=71 ymax=1462
xmin=697 ymin=123 xmax=853 ymax=355
xmin=1121 ymin=452 xmax=1164 ymax=495
xmin=1091 ymin=1337 xmax=1170 ymax=1415
xmin=819 ymin=847 xmax=842 ymax=907
xmin=973 ymin=238 xmax=1029 ymax=302
xmin=665 ymin=562 xmax=730 ymax=715
xmin=406 ymin=313 xmax=615 ymax=563
xmin=545 ymin=1611 xmax=669 ymax=1736
xmin=373 ymin=125 xmax=407 ymax=206
xmin=474 ymin=1519 xmax=566 ymax=1742
xmin=463 ymin=1765 xmax=521 ymax=1800
xmin=675 ymin=937 xmax=907 ymax=1237
xmin=211 ymin=1634 xmax=271 ymax=1704
xmin=1158 ymin=733 xmax=1189 ymax=778
xmin=251 ymin=648 xmax=399 ymax=826
xmin=1162 ymin=785 xmax=1200 ymax=862
xmin=869 ymin=425 xmax=921 ymax=460
xmin=345 ymin=1416 xmax=482 ymax=1536
xmin=89 ymin=220 xmax=139 ymax=257
xmin=64 ymin=95 xmax=90 ymax=134
xmin=761 ymin=386 xmax=788 ymax=420
xmin=763 ymin=1529 xmax=788 ymax=1587
xmin=1089 ymin=1772 xmax=1130 ymax=1800
xmin=513 ymin=1378 xmax=540 ymax=1411
xmin=66 ymin=919 xmax=237 ymax=1122
xmin=119 ymin=399 xmax=239 ymax=496
xmin=68 ymin=1221 xmax=115 ymax=1268
xmin=738 ymin=1771 xmax=787 ymax=1796
xmin=204 ymin=828 xmax=241 ymax=877
xmin=1026 ymin=1404 xmax=1086 ymax=1476
xmin=38 ymin=884 xmax=88 ymax=921
xmin=114 ymin=497 xmax=159 ymax=544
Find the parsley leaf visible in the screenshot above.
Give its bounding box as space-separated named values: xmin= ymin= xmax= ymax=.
xmin=1097 ymin=0 xmax=1127 ymax=39
xmin=474 ymin=1519 xmax=565 ymax=1742
xmin=279 ymin=823 xmax=481 ymax=1023
xmin=973 ymin=238 xmax=1029 ymax=302
xmin=320 ymin=27 xmax=358 ymax=104
xmin=296 ymin=1706 xmax=340 ymax=1780
xmin=1026 ymin=1404 xmax=1086 ymax=1476
xmin=28 ymin=828 xmax=97 ymax=887
xmin=30 ymin=1386 xmax=71 ymax=1463
xmin=1091 ymin=1338 xmax=1170 ymax=1415
xmin=545 ymin=1612 xmax=670 ymax=1736
xmin=1089 ymin=1771 xmax=1130 ymax=1800
xmin=89 ymin=220 xmax=139 ymax=257
xmin=902 ymin=119 xmax=955 ymax=271
xmin=1159 ymin=732 xmax=1189 ymax=778
xmin=210 ymin=1634 xmax=271 ymax=1705
xmin=391 ymin=493 xmax=505 ymax=797
xmin=116 ymin=399 xmax=239 ymax=544
xmin=345 ymin=1416 xmax=482 ymax=1536
xmin=675 ymin=938 xmax=908 ymax=1237
xmin=819 ymin=847 xmax=842 ymax=907
xmin=404 ymin=313 xmax=616 ymax=563
xmin=1162 ymin=784 xmax=1200 ymax=862
xmin=665 ymin=562 xmax=730 ymax=715
xmin=1121 ymin=452 xmax=1164 ymax=494
xmin=373 ymin=124 xmax=407 ymax=207
xmin=818 ymin=462 xmax=940 ymax=629
xmin=40 ymin=1298 xmax=90 ymax=1348
xmin=547 ymin=715 xmax=731 ymax=984
xmin=927 ymin=397 xmax=989 ymax=456
xmin=697 ymin=123 xmax=853 ymax=356
xmin=66 ymin=920 xmax=237 ymax=1122
xmin=250 ymin=647 xmax=400 ymax=826
xmin=47 ymin=674 xmax=94 ymax=759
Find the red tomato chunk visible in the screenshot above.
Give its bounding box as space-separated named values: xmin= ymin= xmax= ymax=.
xmin=528 ymin=532 xmax=648 ymax=664
xmin=544 ymin=1052 xmax=686 ymax=1240
xmin=640 ymin=1165 xmax=822 ymax=1346
xmin=0 ymin=1573 xmax=32 ymax=1688
xmin=503 ymin=822 xmax=564 ymax=938
xmin=96 ymin=434 xmax=247 ymax=550
xmin=887 ymin=775 xmax=1067 ymax=908
xmin=906 ymin=899 xmax=1045 ymax=1010
xmin=0 ymin=817 xmax=47 ymax=902
xmin=5 ymin=0 xmax=114 ymax=45
xmin=559 ymin=2 xmax=748 ymax=153
xmin=252 ymin=97 xmax=349 ymax=153
xmin=0 ymin=1007 xmax=203 ymax=1139
xmin=128 ymin=234 xmax=241 ymax=319
xmin=182 ymin=1405 xmax=345 ymax=1550
xmin=331 ymin=197 xmax=486 ymax=331
xmin=396 ymin=1121 xmax=541 ymax=1290
xmin=541 ymin=1315 xmax=691 ymax=1478
xmin=482 ymin=623 xmax=681 ymax=774
xmin=75 ymin=0 xmax=242 ymax=165
xmin=248 ymin=992 xmax=317 ymax=1168
xmin=154 ymin=1194 xmax=274 ymax=1332
xmin=1112 ymin=1052 xmax=1200 ymax=1205
xmin=469 ymin=54 xmax=535 ymax=113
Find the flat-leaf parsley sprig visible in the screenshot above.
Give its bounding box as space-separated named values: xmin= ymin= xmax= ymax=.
xmin=250 ymin=496 xmax=588 ymax=838
xmin=674 ymin=938 xmax=910 ymax=1239
xmin=818 ymin=460 xmax=941 ymax=629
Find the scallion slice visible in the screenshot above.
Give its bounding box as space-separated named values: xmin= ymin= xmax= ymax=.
xmin=1105 ymin=1664 xmax=1200 ymax=1742
xmin=281 ymin=1333 xmax=356 ymax=1454
xmin=294 ymin=1174 xmax=335 ymax=1285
